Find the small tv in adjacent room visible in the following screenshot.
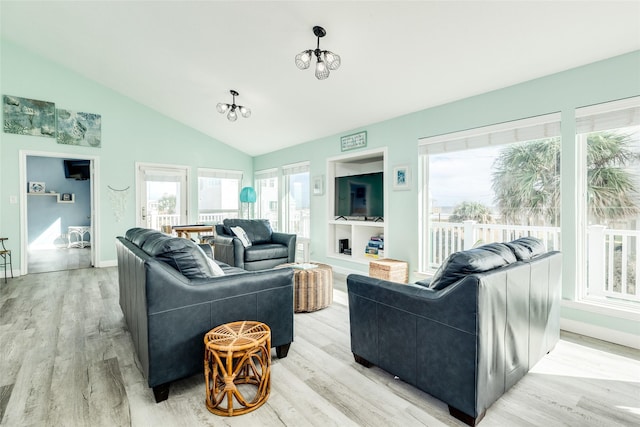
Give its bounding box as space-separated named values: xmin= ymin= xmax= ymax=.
xmin=334 ymin=172 xmax=384 ymax=220
xmin=63 ymin=159 xmax=90 ymax=180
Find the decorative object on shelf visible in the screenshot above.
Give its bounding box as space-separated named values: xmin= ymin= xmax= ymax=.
xmin=340 ymin=131 xmax=367 ymax=151
xmin=239 ymin=186 xmax=256 ymax=219
xmin=392 ymin=165 xmax=411 ymax=190
xmin=28 ymin=181 xmax=45 ymax=193
xmin=61 ymin=193 xmax=72 ymax=201
xmin=57 ymin=109 xmax=102 ymax=147
xmin=216 ymin=90 xmax=251 ymax=122
xmin=365 ymin=235 xmax=384 ymax=258
xmin=3 ymin=95 xmax=55 ymax=137
xmin=295 ymin=26 xmax=341 ymax=80
xmin=312 ymin=175 xmax=324 ymax=196
xmin=108 ymin=185 xmax=130 ymax=222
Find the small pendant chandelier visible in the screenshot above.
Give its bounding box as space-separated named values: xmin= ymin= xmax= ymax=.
xmin=295 ymin=26 xmax=341 ymax=80
xmin=216 ymin=90 xmax=251 ymax=122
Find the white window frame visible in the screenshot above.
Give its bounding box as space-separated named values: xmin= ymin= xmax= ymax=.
xmin=575 ymin=96 xmax=640 ymax=307
xmin=418 ymin=113 xmax=562 ymax=273
xmin=255 ymin=168 xmax=279 ymax=222
xmin=282 ymin=161 xmax=310 ymax=237
xmin=197 ymin=168 xmax=243 ymax=223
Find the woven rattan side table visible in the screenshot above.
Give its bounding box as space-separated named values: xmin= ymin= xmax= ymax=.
xmin=204 ymin=321 xmax=271 ymax=416
xmin=277 ymin=263 xmax=333 ymax=312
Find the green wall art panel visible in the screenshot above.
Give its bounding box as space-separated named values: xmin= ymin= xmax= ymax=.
xmin=3 ymin=95 xmax=56 ymax=137
xmin=57 ymin=109 xmax=102 ymax=147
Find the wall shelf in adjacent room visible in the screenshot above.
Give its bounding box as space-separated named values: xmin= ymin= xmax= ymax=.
xmin=27 ymin=192 xmax=75 ymax=203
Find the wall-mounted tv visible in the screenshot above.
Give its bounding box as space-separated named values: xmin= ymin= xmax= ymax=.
xmin=334 ymin=172 xmax=383 ymax=220
xmin=64 ymin=159 xmax=90 ymax=180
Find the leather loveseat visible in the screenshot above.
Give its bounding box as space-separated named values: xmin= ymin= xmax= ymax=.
xmin=116 ymin=227 xmax=294 ymax=402
xmin=213 ymin=219 xmax=296 ymax=271
xmin=347 ymin=237 xmax=561 ymax=425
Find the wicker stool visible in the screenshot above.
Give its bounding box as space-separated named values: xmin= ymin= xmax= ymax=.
xmin=204 ymin=321 xmax=271 ymax=416
xmin=277 ymin=263 xmax=333 ymax=312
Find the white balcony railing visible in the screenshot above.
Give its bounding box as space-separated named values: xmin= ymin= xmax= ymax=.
xmin=429 ymin=220 xmax=639 ymax=303
xmin=146 ymin=212 xmax=240 ymax=234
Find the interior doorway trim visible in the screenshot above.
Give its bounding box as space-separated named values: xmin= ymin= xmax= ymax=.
xmin=19 ymin=150 xmax=100 ymax=274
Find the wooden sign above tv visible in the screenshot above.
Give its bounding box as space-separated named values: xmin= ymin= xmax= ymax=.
xmin=340 ymin=131 xmax=367 ymax=151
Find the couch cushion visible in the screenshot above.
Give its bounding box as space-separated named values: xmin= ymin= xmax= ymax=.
xmin=126 ymin=228 xmax=164 ymax=247
xmin=143 ymin=236 xmax=217 ymax=279
xmin=223 ymin=219 xmax=273 ymax=244
xmin=244 ymin=243 xmax=289 ymax=262
xmin=505 ymin=237 xmax=546 ymax=260
xmin=475 ymin=242 xmax=517 ymax=264
xmin=429 ymin=244 xmax=516 ymax=291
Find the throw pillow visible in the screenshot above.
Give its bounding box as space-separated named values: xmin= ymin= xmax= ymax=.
xmin=205 ymin=256 xmax=226 ymax=277
xmin=230 ymin=226 xmax=252 ymax=248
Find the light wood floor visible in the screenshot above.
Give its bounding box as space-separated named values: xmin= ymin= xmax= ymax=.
xmin=27 ymin=247 xmax=92 ymax=274
xmin=1 ymin=267 xmax=639 ymax=426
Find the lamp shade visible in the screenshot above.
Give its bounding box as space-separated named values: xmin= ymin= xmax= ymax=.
xmin=239 ymin=186 xmax=256 ymax=203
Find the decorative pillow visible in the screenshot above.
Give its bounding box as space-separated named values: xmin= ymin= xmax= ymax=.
xmin=429 ymin=245 xmax=514 ymax=291
xmin=230 ymin=226 xmax=252 ymax=248
xmin=204 ymin=251 xmax=225 ymax=277
xmin=505 ymin=237 xmax=546 ymax=260
xmin=223 ymin=219 xmax=273 ymax=244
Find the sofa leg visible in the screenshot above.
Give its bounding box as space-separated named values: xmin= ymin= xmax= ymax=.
xmin=152 ymin=383 xmax=170 ymax=403
xmin=448 ymin=405 xmax=485 ymax=426
xmin=276 ymin=343 xmax=291 ymax=359
xmin=353 ymin=353 xmax=372 ymax=368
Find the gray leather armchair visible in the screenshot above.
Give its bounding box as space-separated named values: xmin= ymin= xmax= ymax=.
xmin=214 ymin=219 xmax=296 ymax=270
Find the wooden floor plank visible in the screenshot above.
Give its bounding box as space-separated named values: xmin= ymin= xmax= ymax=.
xmin=1 ymin=267 xmax=639 ymax=427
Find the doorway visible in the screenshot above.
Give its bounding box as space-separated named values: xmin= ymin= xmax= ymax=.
xmin=20 ymin=151 xmax=98 ymax=274
xmin=136 ymin=163 xmax=189 ymax=231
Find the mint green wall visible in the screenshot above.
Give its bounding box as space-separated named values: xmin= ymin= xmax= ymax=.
xmin=0 ymin=39 xmax=253 ymax=267
xmin=255 ymin=50 xmax=640 ymax=339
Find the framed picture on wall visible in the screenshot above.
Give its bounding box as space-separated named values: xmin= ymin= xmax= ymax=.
xmin=392 ymin=165 xmax=410 ymax=190
xmin=62 ymin=193 xmax=72 ymax=201
xmin=313 ymin=175 xmax=324 ymax=195
xmin=28 ymin=181 xmax=45 ymax=193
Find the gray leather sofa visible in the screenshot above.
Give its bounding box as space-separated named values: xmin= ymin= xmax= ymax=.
xmin=213 ymin=219 xmax=296 ymax=270
xmin=116 ymin=227 xmax=294 ymax=402
xmin=347 ymin=238 xmax=561 ymax=426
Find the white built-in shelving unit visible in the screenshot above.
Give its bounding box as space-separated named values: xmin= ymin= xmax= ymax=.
xmin=326 ymin=147 xmax=387 ymax=265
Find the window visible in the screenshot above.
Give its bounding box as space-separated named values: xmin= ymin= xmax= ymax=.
xmin=576 ymin=97 xmax=640 ymax=305
xmin=137 ymin=164 xmax=188 ymax=230
xmin=197 ymin=169 xmax=242 ymax=223
xmin=282 ymin=162 xmax=310 ymax=238
xmin=255 ymin=169 xmax=279 ymax=230
xmin=418 ymin=114 xmax=561 ymax=272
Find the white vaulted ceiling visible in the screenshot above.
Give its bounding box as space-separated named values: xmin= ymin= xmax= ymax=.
xmin=2 ymin=1 xmax=639 ymax=156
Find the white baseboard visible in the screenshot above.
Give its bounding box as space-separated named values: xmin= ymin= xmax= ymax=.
xmin=97 ymin=259 xmax=117 ymax=268
xmin=561 ymin=318 xmax=640 ymax=350
xmin=328 ymin=264 xmax=364 ymax=277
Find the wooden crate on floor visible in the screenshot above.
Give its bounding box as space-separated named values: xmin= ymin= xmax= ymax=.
xmin=369 ymin=258 xmax=408 ymax=284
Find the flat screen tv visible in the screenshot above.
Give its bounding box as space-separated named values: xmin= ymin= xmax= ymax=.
xmin=334 ymin=172 xmax=383 ymax=220
xmin=64 ymin=159 xmax=90 ymax=180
